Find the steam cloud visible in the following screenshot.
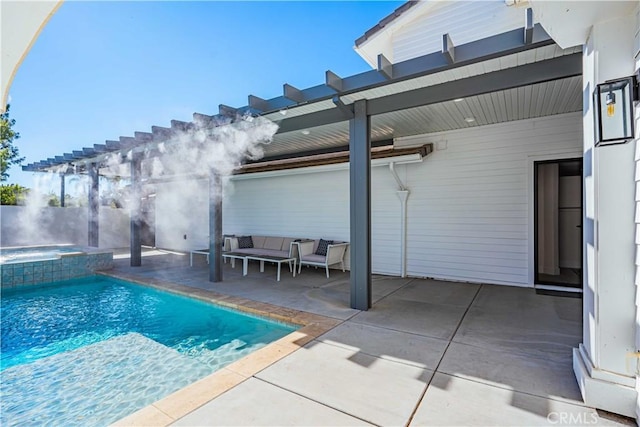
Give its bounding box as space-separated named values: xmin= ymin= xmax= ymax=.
xmin=3 ymin=115 xmax=279 ymax=249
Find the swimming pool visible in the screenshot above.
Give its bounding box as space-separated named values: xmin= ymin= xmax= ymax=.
xmin=0 ymin=276 xmax=296 ymax=426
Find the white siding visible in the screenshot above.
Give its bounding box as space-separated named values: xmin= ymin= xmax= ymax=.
xmin=397 ymin=112 xmax=583 ymax=285
xmin=222 ymin=166 xmax=404 ymax=275
xmin=154 ymin=113 xmax=582 ymax=284
xmin=154 ymin=169 xmax=403 ymax=274
xmin=392 ymin=1 xmax=525 ymax=64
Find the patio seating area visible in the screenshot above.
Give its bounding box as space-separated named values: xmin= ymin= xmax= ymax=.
xmin=110 ymin=248 xmax=632 ymax=426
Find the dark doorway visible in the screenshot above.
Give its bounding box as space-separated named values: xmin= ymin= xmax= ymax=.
xmin=534 ymin=159 xmax=582 ymax=288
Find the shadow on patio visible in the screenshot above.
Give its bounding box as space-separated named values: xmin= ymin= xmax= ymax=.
xmin=110 ymin=248 xmax=632 ymax=426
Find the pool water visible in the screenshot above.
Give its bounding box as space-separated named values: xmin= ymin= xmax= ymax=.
xmin=0 ymin=276 xmax=296 ymax=426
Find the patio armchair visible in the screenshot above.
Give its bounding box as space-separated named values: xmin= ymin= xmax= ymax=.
xmin=297 ymin=239 xmax=349 ymax=278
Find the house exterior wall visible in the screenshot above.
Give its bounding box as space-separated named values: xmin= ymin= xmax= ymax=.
xmin=396 ymin=111 xmax=583 ymax=285
xmin=154 ymin=112 xmax=582 ymax=284
xmin=153 ymin=164 xmax=405 ymax=275
xmin=222 ymin=166 xmax=405 ymax=275
xmin=391 ymin=0 xmax=525 ymax=64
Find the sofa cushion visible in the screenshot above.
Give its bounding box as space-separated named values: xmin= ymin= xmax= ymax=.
xmin=234 ymin=248 xmax=289 ymax=258
xmin=281 ymin=237 xmax=294 ymax=251
xmin=264 ymin=236 xmax=284 ymax=251
xmin=315 ymin=239 xmax=334 ymax=256
xmin=252 ymin=236 xmax=266 ymax=249
xmin=301 ymin=254 xmax=327 ymax=263
xmin=238 ymin=236 xmax=253 ymax=249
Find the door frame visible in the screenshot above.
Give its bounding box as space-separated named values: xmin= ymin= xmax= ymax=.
xmin=527 ymin=151 xmax=583 ymax=288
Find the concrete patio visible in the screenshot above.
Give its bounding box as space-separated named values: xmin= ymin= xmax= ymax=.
xmin=110 ymin=249 xmax=633 ymax=426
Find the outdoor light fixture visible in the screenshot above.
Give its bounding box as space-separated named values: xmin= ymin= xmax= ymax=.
xmin=594 ymin=75 xmax=639 ymax=146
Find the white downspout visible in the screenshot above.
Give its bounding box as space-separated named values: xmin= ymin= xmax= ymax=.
xmin=389 ymin=162 xmax=409 ymax=278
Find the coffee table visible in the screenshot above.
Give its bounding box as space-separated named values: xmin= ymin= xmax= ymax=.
xmin=222 ymin=252 xmax=249 ymax=275
xmin=245 ymin=255 xmax=297 ymax=282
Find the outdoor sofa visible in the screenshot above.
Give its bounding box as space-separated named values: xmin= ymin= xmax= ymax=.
xmin=226 ymin=235 xmax=299 ymax=258
xmin=226 ymin=235 xmax=349 ymax=278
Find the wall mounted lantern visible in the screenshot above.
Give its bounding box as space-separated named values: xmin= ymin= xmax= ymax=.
xmin=594 ymin=75 xmax=639 ymax=146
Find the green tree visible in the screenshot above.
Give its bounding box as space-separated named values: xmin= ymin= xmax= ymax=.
xmin=1 ymin=104 xmax=24 ymax=181
xmin=0 ymin=183 xmax=28 ymax=205
xmin=47 ymin=193 xmax=61 ymax=207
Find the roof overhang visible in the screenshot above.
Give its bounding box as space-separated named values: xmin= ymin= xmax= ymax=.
xmin=353 ymin=1 xmax=431 ymax=68
xmin=1 ymin=0 xmax=63 ymax=111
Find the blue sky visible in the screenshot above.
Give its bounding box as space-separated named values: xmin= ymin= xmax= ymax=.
xmin=8 ymin=1 xmax=404 ymax=189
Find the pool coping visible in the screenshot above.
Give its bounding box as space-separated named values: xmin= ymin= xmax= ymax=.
xmin=102 ymin=271 xmax=343 ymax=427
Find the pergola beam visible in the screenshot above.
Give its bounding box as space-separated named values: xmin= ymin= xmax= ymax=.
xmin=151 ymin=126 xmax=174 ymax=143
xmin=134 ymin=131 xmax=153 ymax=142
xmin=105 ymin=140 xmax=121 ymax=150
xmin=193 ymin=112 xmax=232 ymax=127
xmin=377 ymin=54 xmax=394 ymax=79
xmin=170 ymin=120 xmax=191 ymax=132
xmin=524 ymin=8 xmax=534 ymax=44
xmin=119 ymin=136 xmax=138 ymax=149
xmin=442 ymin=33 xmax=455 ymax=64
xmin=326 ymin=70 xmax=343 ymax=92
xmin=219 ymin=104 xmax=238 ymax=117
xmin=332 ymin=96 xmax=354 ymax=119
xmin=248 ymin=95 xmax=271 ymax=112
xmin=283 ymin=84 xmax=306 ymax=104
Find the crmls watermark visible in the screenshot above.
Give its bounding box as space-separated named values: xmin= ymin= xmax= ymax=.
xmin=547 ymin=411 xmax=599 ymax=425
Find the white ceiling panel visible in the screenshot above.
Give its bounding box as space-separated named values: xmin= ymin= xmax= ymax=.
xmin=265 ymin=74 xmax=582 ymax=157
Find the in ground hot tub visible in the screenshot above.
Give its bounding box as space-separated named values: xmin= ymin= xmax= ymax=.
xmin=0 ymin=245 xmax=113 ymax=287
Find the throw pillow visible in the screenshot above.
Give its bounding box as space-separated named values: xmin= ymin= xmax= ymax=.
xmin=315 ymin=239 xmax=334 ymax=256
xmin=238 ymin=236 xmax=254 ymax=249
